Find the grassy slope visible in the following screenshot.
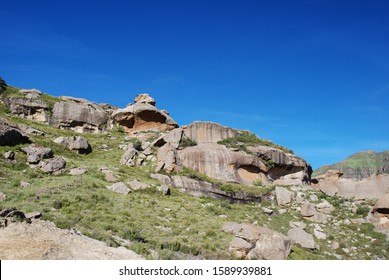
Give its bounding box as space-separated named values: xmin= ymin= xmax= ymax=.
xmin=0 ymin=87 xmax=388 ymax=260
xmin=313 ymin=151 xmax=389 ymax=177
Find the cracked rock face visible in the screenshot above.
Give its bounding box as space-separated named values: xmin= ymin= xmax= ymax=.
xmin=112 ymin=94 xmax=178 ymax=133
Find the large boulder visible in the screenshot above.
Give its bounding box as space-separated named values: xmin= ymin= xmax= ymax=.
xmin=178 ymin=143 xmax=267 ymax=184
xmin=275 ymin=187 xmax=295 ymax=207
xmin=156 ymin=144 xmax=182 ymax=173
xmin=112 ymin=94 xmax=178 ymax=133
xmin=54 ymin=136 xmax=92 ymax=154
xmin=0 ymin=117 xmax=30 ymax=146
xmin=182 ymin=122 xmax=239 ymax=144
xmin=2 ymin=96 xmax=49 ymax=123
xmin=224 ymin=223 xmax=292 ymax=260
xmin=51 ymin=97 xmax=109 ymax=133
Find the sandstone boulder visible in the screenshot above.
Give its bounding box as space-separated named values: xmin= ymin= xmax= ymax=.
xmin=120 ymin=146 xmax=138 ymax=167
xmin=0 ymin=117 xmax=30 ymax=146
xmin=51 ymin=97 xmax=109 ymax=133
xmin=156 ymin=144 xmax=181 ymax=173
xmin=54 ymin=136 xmax=92 ymax=154
xmin=112 ymin=94 xmax=178 ymax=133
xmin=3 ymin=97 xmax=49 ymax=123
xmin=288 ymin=228 xmax=316 ymax=249
xmin=275 ymin=187 xmax=295 ymax=207
xmin=182 ymin=122 xmax=239 ymax=144
xmin=301 ymin=202 xmax=317 ymax=217
xmin=229 ymin=237 xmax=253 ymax=258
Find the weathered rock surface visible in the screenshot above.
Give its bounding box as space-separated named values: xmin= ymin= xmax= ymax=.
xmin=224 ymin=223 xmax=292 ymax=260
xmin=275 ymin=187 xmax=295 ymax=207
xmin=373 ymin=193 xmax=389 ymax=215
xmin=51 ymin=97 xmax=109 ymax=133
xmin=312 ymin=170 xmax=389 ymax=200
xmin=54 ymin=136 xmax=92 ymax=154
xmin=3 ymin=97 xmax=49 ymax=123
xmin=301 ymin=202 xmax=317 ymax=217
xmin=0 ymin=219 xmax=143 ymax=260
xmin=288 ymin=228 xmax=316 ymax=249
xmin=151 ymin=174 xmax=262 ymax=203
xmin=112 ymin=94 xmax=178 ymax=133
xmin=39 ymin=157 xmax=66 ymax=174
xmin=106 ymin=182 xmax=130 ymax=195
xmin=182 ymin=122 xmax=239 ymax=144
xmin=20 ymin=144 xmax=54 ymax=164
xmin=127 ymin=180 xmax=150 ymax=191
xmin=0 ymin=117 xmax=30 ymax=146
xmin=69 ymin=167 xmax=88 ymax=176
xmin=120 ymin=145 xmax=139 ymax=167
xmin=156 ymin=144 xmax=182 ymax=173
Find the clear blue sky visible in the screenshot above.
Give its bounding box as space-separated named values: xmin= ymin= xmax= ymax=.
xmin=1 ymin=0 xmax=388 ymax=169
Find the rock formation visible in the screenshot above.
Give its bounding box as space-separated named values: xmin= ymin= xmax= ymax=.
xmin=3 ymin=94 xmax=50 ymax=123
xmin=51 ymin=96 xmax=110 ymax=133
xmin=0 ymin=117 xmax=30 ymax=146
xmin=112 ymin=93 xmax=178 ymax=133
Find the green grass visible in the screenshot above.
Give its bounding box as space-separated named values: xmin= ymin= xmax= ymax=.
xmin=217 ymin=131 xmax=294 ymax=154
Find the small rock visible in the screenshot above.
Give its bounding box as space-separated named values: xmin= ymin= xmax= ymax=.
xmin=69 ymin=167 xmax=88 ymax=176
xmin=157 ymin=185 xmax=171 ymax=196
xmin=332 ymin=241 xmax=340 ymax=250
xmin=106 ymin=182 xmax=130 ymax=195
xmin=316 ymin=200 xmax=335 ymax=214
xmin=301 ymin=202 xmax=317 ymax=217
xmin=278 ymin=209 xmax=287 ymax=214
xmin=351 ymin=218 xmax=365 ymax=225
xmin=309 ymin=194 xmax=318 ymax=202
xmin=289 ymin=221 xmax=307 ymax=230
xmin=344 ymin=219 xmax=351 ymax=225
xmin=127 ymin=180 xmax=150 ymax=191
xmin=3 ymin=150 xmax=15 ymax=160
xmin=314 ymin=229 xmax=327 ymax=240
xmin=39 ymin=157 xmax=66 ymax=174
xmin=105 ymin=172 xmax=117 ymax=182
xmin=25 ymin=211 xmax=42 ymax=219
xmin=342 ymin=248 xmax=350 ymax=254
xmin=20 ymin=181 xmax=32 ymax=188
xmin=0 ymin=192 xmax=7 ymax=201
xmin=262 ymin=207 xmax=274 ymax=215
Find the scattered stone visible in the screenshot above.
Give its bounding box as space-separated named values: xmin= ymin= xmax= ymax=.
xmin=3 ymin=150 xmax=15 ymax=160
xmin=316 ymin=200 xmax=335 ymax=214
xmin=278 ymin=209 xmax=287 ymax=214
xmin=0 ymin=192 xmax=7 ymax=201
xmin=55 ymin=136 xmax=92 ymax=154
xmin=309 ymin=194 xmax=318 ymax=202
xmin=157 ymin=185 xmax=171 ymax=196
xmin=289 ymin=221 xmax=307 ymax=230
xmin=288 ymin=228 xmax=316 ymax=249
xmin=21 ymin=144 xmax=53 ymax=164
xmin=69 ymin=167 xmax=88 ymax=176
xmin=275 ymin=187 xmax=295 ymax=207
xmin=20 ymin=181 xmax=32 ymax=188
xmin=351 ymin=218 xmax=365 ymax=225
xmin=314 ymin=229 xmax=327 ymax=240
xmin=120 ymin=146 xmax=138 ymax=167
xmin=301 ymin=202 xmax=317 ymax=217
xmin=127 ymin=180 xmax=150 ymax=191
xmin=25 ymin=211 xmax=42 ymax=219
xmin=39 ymin=157 xmax=66 ymax=174
xmin=222 ymin=222 xmax=242 ymax=234
xmin=106 ymin=182 xmax=130 ymax=195
xmin=332 ymin=241 xmax=340 ymax=250
xmin=262 ymin=207 xmax=274 ymax=215
xmin=306 ymin=213 xmax=329 ymax=224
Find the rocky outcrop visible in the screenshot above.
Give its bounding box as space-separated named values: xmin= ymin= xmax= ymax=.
xmin=51 ymin=96 xmax=109 ymax=133
xmin=112 ymin=94 xmax=178 ymax=133
xmin=312 ymin=170 xmax=389 ymax=200
xmin=0 ymin=219 xmax=144 ymax=260
xmin=151 ymin=174 xmax=262 ymax=203
xmin=0 ymin=117 xmax=30 ymax=146
xmin=182 ymin=122 xmax=238 ymax=144
xmin=3 ymin=93 xmax=50 ymax=123
xmin=223 ymin=222 xmax=292 ymax=260
xmin=178 ymin=143 xmax=268 ymax=184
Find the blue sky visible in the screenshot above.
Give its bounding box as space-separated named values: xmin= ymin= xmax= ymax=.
xmin=1 ymin=0 xmax=388 ymax=169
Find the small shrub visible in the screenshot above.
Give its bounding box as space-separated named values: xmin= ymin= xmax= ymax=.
xmin=356 ymin=205 xmax=370 ymax=217
xmin=179 ymin=136 xmax=197 ymax=148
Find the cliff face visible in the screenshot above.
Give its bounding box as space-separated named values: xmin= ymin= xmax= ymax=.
xmin=314 ymin=151 xmax=389 ymax=179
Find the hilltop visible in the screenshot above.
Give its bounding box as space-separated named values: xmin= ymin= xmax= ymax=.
xmin=0 ymin=78 xmax=388 ymax=260
xmin=313 ymin=151 xmax=389 ymax=179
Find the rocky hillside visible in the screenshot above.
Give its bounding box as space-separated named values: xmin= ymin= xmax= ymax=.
xmin=313 ymin=151 xmax=389 ymax=179
xmin=0 ymin=78 xmax=388 ymax=260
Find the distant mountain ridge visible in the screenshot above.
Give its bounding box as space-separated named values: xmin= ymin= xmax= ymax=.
xmin=313 ymin=150 xmax=389 ymax=179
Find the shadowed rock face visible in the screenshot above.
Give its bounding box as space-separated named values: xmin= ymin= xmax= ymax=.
xmin=51 ymin=97 xmax=109 ymax=133
xmin=0 ymin=117 xmax=30 ymax=146
xmin=112 ymin=94 xmax=178 ymax=133
xmin=3 ymin=97 xmax=49 ymax=123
